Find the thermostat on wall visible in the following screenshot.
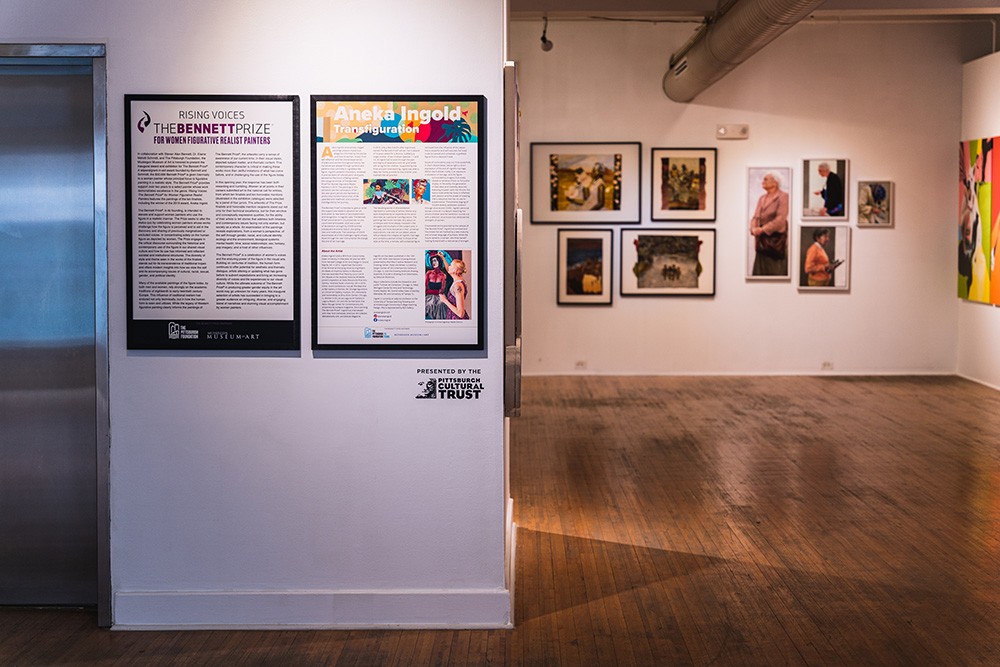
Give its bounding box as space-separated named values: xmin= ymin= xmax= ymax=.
xmin=716 ymin=123 xmax=749 ymax=140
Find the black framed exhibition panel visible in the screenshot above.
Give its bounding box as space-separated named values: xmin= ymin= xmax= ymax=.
xmin=310 ymin=95 xmax=486 ymax=351
xmin=125 ymin=94 xmax=300 ymax=350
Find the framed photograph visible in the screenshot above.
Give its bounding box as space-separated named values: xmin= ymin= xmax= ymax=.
xmin=311 ymin=95 xmax=485 ymax=350
xmin=557 ymin=229 xmax=613 ymax=305
xmin=125 ymin=94 xmax=301 ymax=350
xmin=798 ymin=224 xmax=850 ymax=291
xmin=651 ymin=147 xmax=716 ymax=221
xmin=857 ymin=180 xmax=893 ymax=227
xmin=802 ymin=158 xmax=849 ymax=220
xmin=530 ymin=141 xmax=641 ymax=224
xmin=746 ymin=166 xmax=792 ymax=281
xmin=620 ymin=228 xmax=715 ymax=296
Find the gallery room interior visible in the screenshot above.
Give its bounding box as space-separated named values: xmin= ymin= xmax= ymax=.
xmin=4 ymin=0 xmax=1000 ymax=663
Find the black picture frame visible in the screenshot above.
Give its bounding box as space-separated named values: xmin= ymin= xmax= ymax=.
xmin=650 ymin=147 xmax=717 ymax=222
xmin=125 ymin=94 xmax=301 ymax=350
xmin=530 ymin=141 xmax=641 ymax=224
xmin=310 ymin=95 xmax=486 ymax=351
xmin=557 ymin=228 xmax=613 ymax=305
xmin=620 ymin=228 xmax=716 ymax=297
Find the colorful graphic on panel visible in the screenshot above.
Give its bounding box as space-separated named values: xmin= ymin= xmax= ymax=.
xmin=315 ymin=100 xmax=479 ymax=144
xmin=362 ymin=178 xmax=409 ymax=204
xmin=423 ymin=249 xmax=472 ymax=321
xmin=959 ymin=139 xmax=991 ymax=302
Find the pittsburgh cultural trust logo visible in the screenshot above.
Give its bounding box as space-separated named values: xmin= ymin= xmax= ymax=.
xmin=415 ymin=368 xmax=484 ymax=400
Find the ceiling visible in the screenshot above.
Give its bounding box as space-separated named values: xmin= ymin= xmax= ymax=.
xmin=509 ymin=0 xmax=1000 ymax=20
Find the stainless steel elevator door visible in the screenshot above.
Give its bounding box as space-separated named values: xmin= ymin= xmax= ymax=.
xmin=0 ymin=61 xmax=97 ymax=605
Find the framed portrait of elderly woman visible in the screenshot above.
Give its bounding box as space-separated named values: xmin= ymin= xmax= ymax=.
xmin=530 ymin=142 xmax=641 ymax=224
xmin=620 ymin=228 xmax=715 ymax=296
xmin=651 ymin=147 xmax=716 ymax=221
xmin=857 ymin=180 xmax=893 ymax=227
xmin=798 ymin=224 xmax=851 ymax=291
xmin=802 ymin=158 xmax=849 ymax=220
xmin=746 ymin=166 xmax=792 ymax=281
xmin=557 ymin=229 xmax=613 ymax=305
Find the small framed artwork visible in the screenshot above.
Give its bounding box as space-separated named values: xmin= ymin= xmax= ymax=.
xmin=557 ymin=228 xmax=613 ymax=305
xmin=857 ymin=180 xmax=893 ymax=227
xmin=620 ymin=228 xmax=715 ymax=296
xmin=746 ymin=166 xmax=792 ymax=281
xmin=798 ymin=224 xmax=850 ymax=291
xmin=802 ymin=158 xmax=849 ymax=220
xmin=650 ymin=147 xmax=716 ymax=221
xmin=530 ymin=141 xmax=641 ymax=224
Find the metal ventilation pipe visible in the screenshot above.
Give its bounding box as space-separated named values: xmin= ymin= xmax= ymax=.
xmin=664 ymin=0 xmax=825 ymax=103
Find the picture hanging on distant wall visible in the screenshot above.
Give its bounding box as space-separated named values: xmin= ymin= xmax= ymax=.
xmin=798 ymin=224 xmax=850 ymax=291
xmin=620 ymin=228 xmax=715 ymax=296
xmin=802 ymin=158 xmax=849 ymax=221
xmin=746 ymin=166 xmax=792 ymax=281
xmin=857 ymin=180 xmax=893 ymax=227
xmin=557 ymin=228 xmax=613 ymax=305
xmin=530 ymin=142 xmax=641 ymax=224
xmin=650 ymin=147 xmax=716 ymax=221
xmin=958 ymin=138 xmax=993 ymax=304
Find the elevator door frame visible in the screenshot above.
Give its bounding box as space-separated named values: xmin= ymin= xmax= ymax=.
xmin=0 ymin=43 xmax=110 ymax=627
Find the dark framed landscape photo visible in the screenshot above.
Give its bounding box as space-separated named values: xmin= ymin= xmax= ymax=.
xmin=557 ymin=228 xmax=613 ymax=305
xmin=651 ymin=147 xmax=716 ymax=221
xmin=530 ymin=141 xmax=641 ymax=224
xmin=620 ymin=228 xmax=715 ymax=296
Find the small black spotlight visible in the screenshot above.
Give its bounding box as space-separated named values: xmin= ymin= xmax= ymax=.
xmin=540 ymin=17 xmax=553 ymax=52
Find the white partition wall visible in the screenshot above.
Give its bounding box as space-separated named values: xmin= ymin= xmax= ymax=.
xmin=959 ymin=50 xmax=1000 ymax=389
xmin=511 ymin=18 xmax=992 ymax=376
xmin=1 ymin=0 xmax=509 ymax=628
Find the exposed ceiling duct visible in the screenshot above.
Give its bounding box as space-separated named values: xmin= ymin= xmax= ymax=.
xmin=664 ymin=0 xmax=827 ymax=103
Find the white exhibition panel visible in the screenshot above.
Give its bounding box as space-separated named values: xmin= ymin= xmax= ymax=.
xmin=0 ymin=0 xmax=509 ymax=628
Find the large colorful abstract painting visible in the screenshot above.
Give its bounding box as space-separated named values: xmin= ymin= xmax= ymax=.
xmin=959 ymin=138 xmax=994 ymax=303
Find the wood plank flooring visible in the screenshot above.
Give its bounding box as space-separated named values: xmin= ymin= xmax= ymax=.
xmin=4 ymin=375 xmax=1000 ymax=665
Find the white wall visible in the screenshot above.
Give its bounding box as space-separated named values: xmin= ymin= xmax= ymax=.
xmin=1 ymin=0 xmax=509 ymax=628
xmin=959 ymin=50 xmax=1000 ymax=388
xmin=512 ymin=18 xmax=988 ymax=375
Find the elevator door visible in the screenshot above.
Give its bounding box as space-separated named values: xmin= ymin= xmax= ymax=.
xmin=0 ymin=60 xmax=98 ymax=605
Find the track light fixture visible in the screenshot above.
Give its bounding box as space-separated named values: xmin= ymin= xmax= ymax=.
xmin=540 ymin=17 xmax=553 ymax=52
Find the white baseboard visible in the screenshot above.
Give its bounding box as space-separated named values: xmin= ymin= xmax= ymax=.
xmin=113 ymin=587 xmax=512 ymax=630
xmin=957 ymin=372 xmax=1000 ymax=393
xmin=505 ymin=496 xmax=516 ymax=623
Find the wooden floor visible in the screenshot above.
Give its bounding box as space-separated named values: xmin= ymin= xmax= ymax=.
xmin=4 ymin=375 xmax=1000 ymax=665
